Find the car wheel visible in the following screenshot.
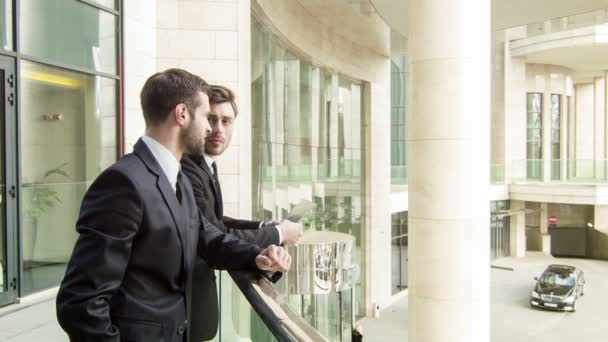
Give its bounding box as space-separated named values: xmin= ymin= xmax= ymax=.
xmin=571 ymin=303 xmax=576 ymax=313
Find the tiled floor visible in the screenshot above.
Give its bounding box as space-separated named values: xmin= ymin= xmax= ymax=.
xmin=0 ymin=299 xmax=66 ymax=342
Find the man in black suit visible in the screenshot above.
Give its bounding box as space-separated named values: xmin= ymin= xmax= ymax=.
xmin=56 ymin=69 xmax=291 ymax=342
xmin=181 ymin=85 xmax=303 ymax=341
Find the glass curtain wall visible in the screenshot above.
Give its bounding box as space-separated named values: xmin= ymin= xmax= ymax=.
xmin=391 ymin=57 xmax=407 ymax=185
xmin=0 ymin=66 xmax=6 ymax=296
xmin=527 ymin=93 xmax=543 ymax=180
xmin=490 ymin=201 xmax=510 ymax=260
xmin=391 ymin=211 xmax=408 ymax=294
xmin=0 ymin=0 xmax=12 ymax=51
xmin=15 ymin=0 xmax=120 ymax=295
xmin=238 ymin=16 xmax=366 ymax=342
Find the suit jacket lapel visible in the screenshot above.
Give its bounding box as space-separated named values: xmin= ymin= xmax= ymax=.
xmin=133 ymin=139 xmax=189 ymax=273
xmin=198 ymin=157 xmax=223 ymax=218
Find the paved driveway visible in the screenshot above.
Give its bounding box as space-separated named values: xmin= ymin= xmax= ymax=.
xmin=491 ymin=253 xmax=608 ymax=342
xmin=361 ymin=252 xmax=608 ymax=342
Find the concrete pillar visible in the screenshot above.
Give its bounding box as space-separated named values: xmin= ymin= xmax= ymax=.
xmin=560 ymin=94 xmax=568 ymax=181
xmin=594 ymin=77 xmax=606 ymax=178
xmin=605 ymin=72 xmax=608 ymax=180
xmin=569 ymin=88 xmax=576 ymax=178
xmin=364 ymin=78 xmax=392 ymax=315
xmin=539 ymin=202 xmax=551 ymax=254
xmin=594 ymin=205 xmax=608 ymax=234
xmin=509 ymin=200 xmax=526 ymax=258
xmin=407 ymin=0 xmax=490 ymax=341
xmin=503 ymin=34 xmax=527 ymax=183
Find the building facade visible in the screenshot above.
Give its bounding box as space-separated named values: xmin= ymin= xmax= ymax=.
xmin=2 ymin=1 xmax=608 ymax=341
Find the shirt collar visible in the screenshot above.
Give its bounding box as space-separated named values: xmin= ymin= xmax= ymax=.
xmin=141 ymin=135 xmax=181 ymax=191
xmin=203 ymin=153 xmax=216 ymax=175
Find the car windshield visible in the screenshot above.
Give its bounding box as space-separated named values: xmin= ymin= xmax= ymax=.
xmin=539 ymin=271 xmax=575 ymax=286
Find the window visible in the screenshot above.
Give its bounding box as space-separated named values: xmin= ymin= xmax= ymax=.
xmin=20 ymin=61 xmax=117 ymax=294
xmin=527 ymin=93 xmax=542 ymax=180
xmin=551 ymin=94 xmax=561 ymax=180
xmin=20 ymin=0 xmax=117 ymax=74
xmin=0 ymin=0 xmax=12 ymax=51
xmin=391 ymin=56 xmax=407 ymax=185
xmin=391 ymin=211 xmax=408 ymax=294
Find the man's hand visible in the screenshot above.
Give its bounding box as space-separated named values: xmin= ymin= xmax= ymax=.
xmin=255 ymin=245 xmax=292 ymax=272
xmin=277 ymin=220 xmax=304 ymax=246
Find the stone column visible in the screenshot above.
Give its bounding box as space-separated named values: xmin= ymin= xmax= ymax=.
xmin=594 ymin=205 xmax=608 ymax=234
xmin=407 ymin=0 xmax=490 ymax=341
xmin=539 ymin=202 xmax=551 ymax=254
xmin=595 ymin=77 xmax=606 ymax=178
xmin=510 ymin=200 xmax=527 ymax=258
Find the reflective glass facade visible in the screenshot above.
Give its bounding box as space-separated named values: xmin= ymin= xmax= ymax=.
xmin=0 ymin=0 xmax=121 ymax=303
xmin=391 ymin=56 xmax=407 ymax=185
xmin=219 ymin=16 xmax=367 ymax=342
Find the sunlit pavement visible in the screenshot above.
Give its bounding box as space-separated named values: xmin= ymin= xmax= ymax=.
xmin=361 ymin=252 xmax=608 ymax=342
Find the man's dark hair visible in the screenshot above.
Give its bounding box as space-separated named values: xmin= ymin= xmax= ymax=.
xmin=140 ymin=68 xmax=209 ymax=126
xmin=208 ymin=84 xmax=238 ymax=117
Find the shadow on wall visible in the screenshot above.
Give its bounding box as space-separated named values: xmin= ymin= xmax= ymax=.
xmin=549 ymin=226 xmax=608 ymax=260
xmin=526 ymin=226 xmax=542 ymax=251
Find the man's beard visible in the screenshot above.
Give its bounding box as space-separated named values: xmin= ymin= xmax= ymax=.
xmin=204 ymin=136 xmax=223 ymax=157
xmin=180 ymin=123 xmax=205 ymax=156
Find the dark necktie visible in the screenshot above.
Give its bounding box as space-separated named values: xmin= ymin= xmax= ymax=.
xmin=175 ymin=173 xmax=182 ymax=205
xmin=211 ymin=161 xmax=223 ymax=217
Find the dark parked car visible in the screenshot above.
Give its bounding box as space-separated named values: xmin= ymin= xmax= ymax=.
xmin=530 ymin=264 xmax=585 ymax=312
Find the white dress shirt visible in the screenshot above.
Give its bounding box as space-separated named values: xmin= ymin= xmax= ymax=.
xmin=141 ymin=135 xmax=181 ymax=192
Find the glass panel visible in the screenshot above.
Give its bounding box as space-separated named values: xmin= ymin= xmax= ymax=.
xmin=527 ymin=93 xmax=542 ymax=112
xmin=20 ymin=61 xmax=117 ymax=295
xmin=90 ymin=0 xmax=117 ymax=10
xmin=391 ymin=212 xmax=408 ymax=294
xmin=20 ymin=0 xmax=118 ymax=74
xmin=0 ymin=68 xmax=5 ymax=295
xmin=218 ymin=272 xmax=276 ymax=342
xmin=551 ymin=94 xmax=561 ymax=130
xmin=251 ymin=15 xmax=365 ymax=334
xmin=527 ymin=93 xmax=543 ymax=179
xmin=391 ymin=56 xmax=407 ymax=185
xmin=0 ymin=0 xmax=12 ymax=50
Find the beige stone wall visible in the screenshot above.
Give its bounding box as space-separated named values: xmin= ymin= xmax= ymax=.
xmin=155 ymin=0 xmax=251 ymax=219
xmin=123 ymin=0 xmax=157 ymax=152
xmin=123 ymin=0 xmax=252 ymax=220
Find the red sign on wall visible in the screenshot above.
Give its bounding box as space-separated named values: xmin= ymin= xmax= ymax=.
xmin=548 ymin=215 xmax=558 ymax=226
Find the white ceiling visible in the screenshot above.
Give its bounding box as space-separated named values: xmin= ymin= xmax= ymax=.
xmin=294 ymin=0 xmax=391 ymax=56
xmin=523 ymin=44 xmax=608 ymax=81
xmin=369 ymin=0 xmax=608 ymax=36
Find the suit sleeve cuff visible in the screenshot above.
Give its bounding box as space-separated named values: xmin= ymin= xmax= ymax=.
xmin=274 ymin=225 xmax=283 ymax=245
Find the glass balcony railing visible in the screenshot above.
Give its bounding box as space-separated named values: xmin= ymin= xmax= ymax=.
xmin=524 ymin=8 xmax=608 ymax=37
xmin=491 ymin=164 xmax=505 ymax=184
xmin=507 ymin=159 xmax=608 ymax=183
xmin=225 ymin=230 xmax=358 ymax=342
xmin=391 ymin=165 xmax=408 ymax=185
xmin=261 ymin=159 xmax=363 ymax=184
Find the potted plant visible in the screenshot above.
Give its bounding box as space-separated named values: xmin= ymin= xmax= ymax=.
xmin=22 ymin=162 xmax=70 ymax=263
